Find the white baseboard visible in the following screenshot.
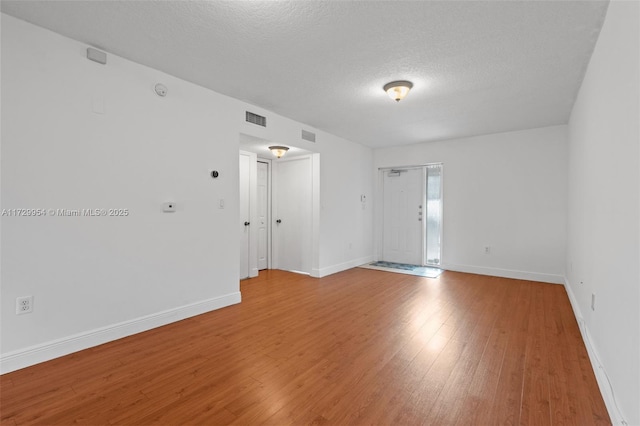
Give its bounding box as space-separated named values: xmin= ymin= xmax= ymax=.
xmin=563 ymin=278 xmax=626 ymax=425
xmin=311 ymin=255 xmax=375 ymax=278
xmin=441 ymin=262 xmax=564 ymax=284
xmin=0 ymin=292 xmax=241 ymax=374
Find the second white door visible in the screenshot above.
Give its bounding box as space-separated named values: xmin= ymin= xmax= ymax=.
xmin=273 ymin=156 xmax=312 ymax=274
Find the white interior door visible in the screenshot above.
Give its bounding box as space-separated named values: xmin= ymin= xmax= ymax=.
xmin=273 ymin=156 xmax=312 ymax=274
xmin=239 ymin=153 xmax=250 ymax=279
xmin=239 ymin=151 xmax=257 ymax=279
xmin=382 ymin=168 xmax=424 ymax=265
xmin=257 ymin=161 xmax=269 ymax=270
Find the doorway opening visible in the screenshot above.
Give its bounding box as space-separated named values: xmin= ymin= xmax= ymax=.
xmin=379 ymin=164 xmax=443 ymax=266
xmin=239 ymin=134 xmax=320 ymax=278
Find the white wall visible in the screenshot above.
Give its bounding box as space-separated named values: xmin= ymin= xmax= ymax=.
xmin=317 ymin=135 xmax=374 ymax=276
xmin=565 ymin=1 xmax=639 ymax=424
xmin=0 ymin=14 xmax=374 ymax=372
xmin=374 ymin=125 xmax=568 ymax=283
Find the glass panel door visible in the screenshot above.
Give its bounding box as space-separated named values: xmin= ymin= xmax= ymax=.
xmin=425 ymin=164 xmax=443 ymax=266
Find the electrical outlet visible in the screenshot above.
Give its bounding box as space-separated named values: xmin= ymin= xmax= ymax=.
xmin=484 ymin=246 xmax=491 ymax=254
xmin=591 ymin=293 xmax=596 ymax=311
xmin=16 ymin=296 xmax=33 ymax=315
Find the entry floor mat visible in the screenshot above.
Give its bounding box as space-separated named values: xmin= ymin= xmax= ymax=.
xmin=359 ymin=261 xmax=444 ymax=278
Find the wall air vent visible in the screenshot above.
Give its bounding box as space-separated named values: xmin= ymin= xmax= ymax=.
xmin=246 ymin=111 xmax=266 ymax=127
xmin=301 ymin=129 xmax=316 ymax=143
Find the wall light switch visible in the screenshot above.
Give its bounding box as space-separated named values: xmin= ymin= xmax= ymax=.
xmin=163 ymin=202 xmax=177 ymax=213
xmin=219 ymin=199 xmax=225 ymax=209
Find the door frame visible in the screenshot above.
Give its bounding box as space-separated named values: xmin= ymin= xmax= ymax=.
xmin=375 ymin=163 xmax=444 ymax=266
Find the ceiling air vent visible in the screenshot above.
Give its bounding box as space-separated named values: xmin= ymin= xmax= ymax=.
xmin=246 ymin=111 xmax=266 ymax=127
xmin=301 ymin=129 xmax=316 ymax=143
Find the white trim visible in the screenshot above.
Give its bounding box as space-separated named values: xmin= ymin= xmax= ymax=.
xmin=440 ymin=262 xmax=564 ymax=284
xmin=563 ymin=278 xmax=627 ymax=426
xmin=311 ymin=255 xmax=375 ymax=278
xmin=311 ymin=153 xmax=321 ymax=277
xmin=0 ymin=292 xmax=241 ymax=374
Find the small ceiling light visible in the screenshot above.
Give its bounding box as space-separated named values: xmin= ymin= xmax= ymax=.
xmin=269 ymin=146 xmax=289 ymax=158
xmin=384 ymin=80 xmax=413 ymax=102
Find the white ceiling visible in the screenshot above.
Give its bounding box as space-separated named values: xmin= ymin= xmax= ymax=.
xmin=1 ymin=1 xmax=609 ymax=148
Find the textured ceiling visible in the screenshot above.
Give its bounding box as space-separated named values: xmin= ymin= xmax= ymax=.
xmin=1 ymin=1 xmax=608 ymax=148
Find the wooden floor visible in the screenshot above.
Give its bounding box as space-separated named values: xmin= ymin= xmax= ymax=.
xmin=1 ymin=269 xmax=610 ymax=425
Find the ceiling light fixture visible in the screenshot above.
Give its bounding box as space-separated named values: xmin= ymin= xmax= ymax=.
xmin=383 ymin=80 xmax=413 ymax=102
xmin=269 ymin=145 xmax=289 ymax=158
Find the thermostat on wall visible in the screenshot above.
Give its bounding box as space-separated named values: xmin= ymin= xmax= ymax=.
xmin=162 ymin=202 xmax=176 ymax=212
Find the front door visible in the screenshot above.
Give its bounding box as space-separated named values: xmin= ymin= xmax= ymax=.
xmin=382 ymin=168 xmax=424 ymax=265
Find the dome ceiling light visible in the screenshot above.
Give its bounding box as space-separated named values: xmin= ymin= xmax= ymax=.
xmin=383 ymin=80 xmax=413 ymax=102
xmin=269 ymin=146 xmax=289 ymax=158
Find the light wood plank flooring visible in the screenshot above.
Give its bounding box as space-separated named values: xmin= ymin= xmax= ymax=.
xmin=0 ymin=269 xmax=610 ymax=425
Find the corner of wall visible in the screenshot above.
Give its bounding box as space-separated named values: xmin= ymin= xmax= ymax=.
xmin=313 ymin=255 xmax=374 ymax=278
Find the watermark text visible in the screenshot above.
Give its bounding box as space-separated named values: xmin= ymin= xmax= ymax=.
xmin=1 ymin=208 xmax=130 ymax=217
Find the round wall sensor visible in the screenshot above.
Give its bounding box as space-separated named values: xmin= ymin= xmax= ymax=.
xmin=154 ymin=83 xmax=167 ymax=97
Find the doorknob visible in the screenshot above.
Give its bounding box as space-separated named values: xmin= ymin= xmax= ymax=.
xmin=244 ymin=221 xmax=250 ymax=226
xmin=276 ymin=219 xmax=282 ymax=224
